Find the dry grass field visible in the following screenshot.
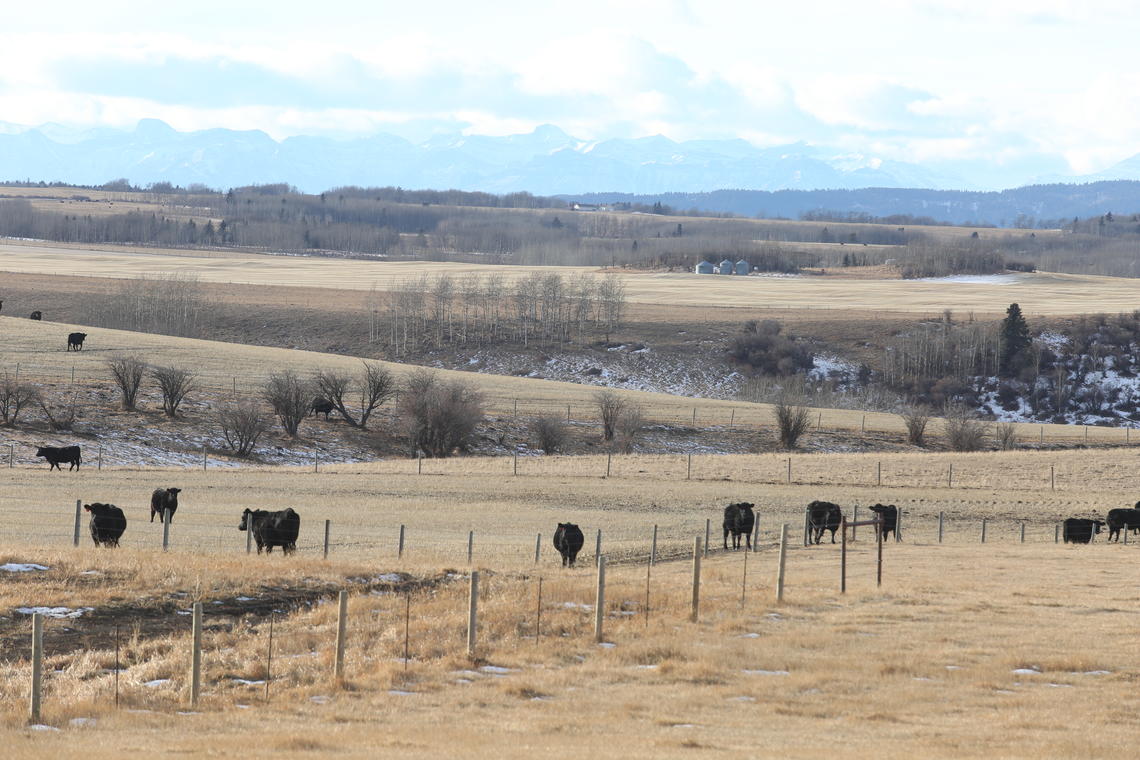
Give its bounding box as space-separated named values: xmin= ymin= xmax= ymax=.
xmin=1 ymin=240 xmax=1135 ymax=316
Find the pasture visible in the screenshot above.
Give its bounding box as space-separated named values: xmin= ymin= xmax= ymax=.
xmin=1 ymin=240 xmax=1138 ymax=315
xmin=2 ymin=454 xmax=1139 ymax=758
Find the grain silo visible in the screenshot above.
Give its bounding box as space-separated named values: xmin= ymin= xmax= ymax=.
xmin=694 ymin=260 xmax=715 ymax=275
xmin=719 ymin=258 xmax=734 ymax=274
xmin=735 ymin=259 xmax=750 ymax=275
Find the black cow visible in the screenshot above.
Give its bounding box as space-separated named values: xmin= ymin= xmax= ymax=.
xmin=1063 ymin=518 xmax=1105 ymax=544
xmin=29 ymin=310 xmax=42 ymax=320
xmin=239 ymin=508 xmax=301 ymax=555
xmin=310 ymin=398 xmax=334 ymax=419
xmin=807 ymin=500 xmax=842 ymax=544
xmin=84 ymin=503 xmax=126 ymax=547
xmin=1105 ymin=508 xmax=1140 ymax=542
xmin=553 ymin=523 xmax=585 ymax=567
xmin=36 ymin=445 xmax=81 ymax=471
xmin=150 ymin=487 xmax=182 ymax=523
xmin=723 ymin=502 xmax=756 ymax=550
xmin=67 ymin=332 xmax=87 ymax=351
xmin=868 ymin=504 xmax=899 ymax=541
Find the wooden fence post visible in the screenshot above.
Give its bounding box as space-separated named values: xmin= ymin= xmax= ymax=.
xmin=323 ymin=520 xmax=331 ymax=559
xmin=202 ymin=447 xmax=207 ymax=471
xmin=334 ymin=590 xmax=347 ymax=682
xmin=752 ymin=515 xmax=760 ymax=552
xmin=8 ymin=443 xmax=13 ymax=468
xmin=896 ymin=509 xmax=902 ymax=542
xmin=594 ymin=557 xmax=606 ymax=643
xmin=513 ymin=452 xmax=518 ymax=476
xmin=948 ymin=463 xmax=953 ymax=488
xmin=786 ymin=457 xmax=791 ymax=483
xmin=246 ymin=521 xmax=253 ymax=554
xmin=1020 ymin=522 xmax=1026 ymax=543
xmin=595 ymin=529 xmax=602 ymax=567
xmin=690 ymin=537 xmax=702 ymax=622
xmin=776 ymin=524 xmax=788 ymax=602
xmin=467 ymin=530 xmax=474 ymax=564
xmin=840 ymin=516 xmax=848 ymax=593
xmin=29 ymin=613 xmax=43 ymax=724
xmin=398 ymin=525 xmax=405 ymax=559
xmin=606 ymin=453 xmax=611 ymax=478
xmin=981 ymin=518 xmax=987 ymax=543
xmin=852 ymin=506 xmax=859 ymax=541
xmin=802 ymin=506 xmax=810 ymax=547
xmin=189 ymin=602 xmax=202 ymax=707
xmin=1051 ymin=465 xmax=1055 ymax=491
xmin=534 ymin=533 xmax=542 ymax=564
xmin=418 ymin=455 xmax=422 ymax=475
xmin=938 ymin=512 xmax=944 ymax=543
xmin=651 ymin=524 xmax=658 ymax=566
xmin=686 ymin=453 xmax=692 ymax=480
xmin=877 ymin=461 xmax=881 ymax=486
xmin=704 ymin=519 xmax=710 ymax=557
xmin=162 ymin=509 xmax=171 ymax=551
xmin=467 ymin=572 xmax=479 ymax=656
xmin=97 ymin=445 xmax=102 ymax=471
xmin=73 ymin=499 xmax=82 ymax=547
xmin=1055 ymin=523 xmax=1060 ymax=543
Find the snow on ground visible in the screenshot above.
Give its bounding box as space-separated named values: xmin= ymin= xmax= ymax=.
xmin=15 ymin=606 xmax=94 ymax=619
xmin=913 ymin=274 xmax=1026 ymax=284
xmin=808 ymin=354 xmax=858 ymax=383
xmin=1 ymin=563 xmax=49 ymax=572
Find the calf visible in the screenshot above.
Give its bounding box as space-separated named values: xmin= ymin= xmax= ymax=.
xmin=310 ymin=398 xmax=334 ymax=419
xmin=84 ymin=503 xmax=126 ymax=547
xmin=150 ymin=487 xmax=182 ymax=523
xmin=1105 ymin=508 xmax=1140 ymax=542
xmin=722 ymin=502 xmax=756 ymax=550
xmin=67 ymin=332 xmax=87 ymax=351
xmin=807 ymin=500 xmax=842 ymax=544
xmin=867 ymin=504 xmax=899 ymax=541
xmin=36 ymin=445 xmax=81 ymax=471
xmin=553 ymin=523 xmax=585 ymax=567
xmin=239 ymin=508 xmax=301 ymax=555
xmin=1062 ymin=518 xmax=1105 ymax=544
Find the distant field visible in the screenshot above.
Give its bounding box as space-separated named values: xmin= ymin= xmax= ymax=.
xmin=0 ymin=241 xmax=1136 ymax=316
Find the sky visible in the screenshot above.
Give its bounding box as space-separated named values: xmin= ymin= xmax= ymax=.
xmin=1 ymin=0 xmax=1139 ymax=174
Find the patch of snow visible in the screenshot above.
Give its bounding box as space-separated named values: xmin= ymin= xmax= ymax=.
xmin=913 ymin=274 xmax=1025 ymax=284
xmin=28 ymin=724 xmax=60 ymax=732
xmin=231 ymin=678 xmax=265 ymax=686
xmin=16 ymin=606 xmax=93 ymax=619
xmin=235 ymin=596 xmax=255 ymax=602
xmin=309 ymin=695 xmax=330 ymax=704
xmin=69 ymin=718 xmax=96 ymax=728
xmin=632 ymin=664 xmax=658 ymax=670
xmin=1045 ymin=683 xmax=1073 ymax=688
xmin=480 ymin=665 xmax=515 ymax=675
xmin=143 ymin=679 xmax=171 ymax=688
xmin=1011 ymin=667 xmax=1041 ymax=675
xmin=79 ymin=570 xmax=101 ymax=576
xmin=808 ymin=354 xmax=858 ymax=383
xmin=738 ymin=633 xmax=760 ymax=638
xmin=1 ymin=563 xmax=49 ymax=572
xmin=729 ymin=696 xmax=756 ymax=702
xmin=563 ymin=602 xmax=593 ymax=611
xmin=388 ymin=689 xmax=415 ymax=696
xmin=1081 ymin=670 xmax=1111 ymax=676
xmin=742 ymin=669 xmax=789 ymax=676
xmin=598 ymin=642 xmax=616 ymax=648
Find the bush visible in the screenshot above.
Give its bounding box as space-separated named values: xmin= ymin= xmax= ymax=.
xmin=995 ymin=421 xmax=1018 ymax=450
xmin=901 ymin=405 xmax=931 ymax=446
xmin=944 ymin=403 xmax=989 ymax=451
xmin=38 ymin=391 xmax=79 ymax=431
xmin=313 ymin=361 xmax=395 ymax=428
xmin=615 ymin=403 xmax=644 ymax=453
xmin=774 ymin=397 xmax=812 ymax=449
xmin=530 ymin=415 xmax=568 ymax=454
xmin=400 ymin=368 xmax=484 ymax=457
xmin=594 ymin=390 xmax=625 ymax=441
xmin=0 ymin=378 xmax=40 ymax=426
xmin=150 ymin=365 xmax=196 ymax=417
xmin=106 ymin=355 xmax=147 ymax=410
xmin=263 ymin=370 xmax=311 ymax=437
xmin=728 ymin=320 xmax=813 ymax=376
xmin=216 ymin=402 xmax=271 ymax=457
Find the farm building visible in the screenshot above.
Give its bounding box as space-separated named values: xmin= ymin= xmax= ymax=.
xmin=694 ymin=260 xmax=715 ymax=274
xmin=735 ymin=259 xmax=750 ymax=275
xmin=718 ymin=258 xmax=734 ymax=274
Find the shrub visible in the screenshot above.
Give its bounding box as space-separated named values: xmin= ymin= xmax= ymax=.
xmin=615 ymin=403 xmax=644 ymax=453
xmin=38 ymin=391 xmax=79 ymax=431
xmin=774 ymin=397 xmax=812 ymax=449
xmin=313 ymin=361 xmax=395 ymax=429
xmin=105 ymin=355 xmax=147 ymax=410
xmin=728 ymin=320 xmax=813 ymax=376
xmin=530 ymin=415 xmax=568 ymax=454
xmin=400 ymin=368 xmax=484 ymax=457
xmin=150 ymin=365 xmax=196 ymax=418
xmin=901 ymin=405 xmax=931 ymax=446
xmin=594 ymin=390 xmax=625 ymax=441
xmin=263 ymin=370 xmax=311 ymax=437
xmin=0 ymin=378 xmax=39 ymax=426
xmin=995 ymin=421 xmax=1018 ymax=451
xmin=216 ymin=402 xmax=271 ymax=457
xmin=944 ymin=403 xmax=990 ymax=451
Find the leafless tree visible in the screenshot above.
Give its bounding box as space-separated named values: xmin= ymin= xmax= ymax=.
xmin=774 ymin=396 xmax=812 ymax=449
xmin=150 ymin=365 xmax=195 ymax=417
xmin=901 ymin=405 xmax=931 ymax=446
xmin=530 ymin=414 xmax=568 ymax=454
xmin=594 ymin=389 xmax=625 ymax=441
xmin=995 ymin=421 xmax=1018 ymax=450
xmin=314 ymin=361 xmax=395 ymax=428
xmin=105 ymin=355 xmax=146 ymax=410
xmin=216 ymin=401 xmax=271 ymax=457
xmin=264 ymin=370 xmax=311 ymax=437
xmin=38 ymin=391 xmax=79 ymax=431
xmin=614 ymin=403 xmax=644 ymax=453
xmin=0 ymin=378 xmax=39 ymax=425
xmin=399 ymin=368 xmax=484 ymax=457
xmin=944 ymin=402 xmax=990 ymax=452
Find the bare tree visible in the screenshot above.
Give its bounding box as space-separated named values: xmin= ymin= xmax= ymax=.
xmin=105 ymin=355 xmax=146 ymax=410
xmin=38 ymin=391 xmax=79 ymax=431
xmin=216 ymin=401 xmax=271 ymax=457
xmin=0 ymin=378 xmax=40 ymax=425
xmin=264 ymin=370 xmax=311 ymax=437
xmin=150 ymin=365 xmax=196 ymax=417
xmin=530 ymin=414 xmax=568 ymax=454
xmin=594 ymin=389 xmax=625 ymax=441
xmin=995 ymin=421 xmax=1018 ymax=450
xmin=314 ymin=361 xmax=395 ymax=428
xmin=615 ymin=403 xmax=644 ymax=453
xmin=774 ymin=396 xmax=812 ymax=449
xmin=944 ymin=402 xmax=990 ymax=452
xmin=901 ymin=405 xmax=931 ymax=446
xmin=399 ymin=368 xmax=484 ymax=457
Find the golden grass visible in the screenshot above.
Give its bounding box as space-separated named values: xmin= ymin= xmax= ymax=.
xmin=0 ymin=314 xmax=1123 ymax=443
xmin=0 ymin=241 xmax=1131 ymax=316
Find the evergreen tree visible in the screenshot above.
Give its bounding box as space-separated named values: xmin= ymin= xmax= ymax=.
xmin=999 ymin=302 xmax=1031 ymax=377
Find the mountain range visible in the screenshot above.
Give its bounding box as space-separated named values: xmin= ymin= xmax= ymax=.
xmin=2 ymin=119 xmax=1140 ymax=224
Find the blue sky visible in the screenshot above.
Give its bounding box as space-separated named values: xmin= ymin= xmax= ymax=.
xmin=2 ymin=0 xmax=1138 ymax=173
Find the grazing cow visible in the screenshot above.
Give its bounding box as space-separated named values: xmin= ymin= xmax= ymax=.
xmin=867 ymin=504 xmax=899 ymax=541
xmin=553 ymin=523 xmax=585 ymax=567
xmin=1062 ymin=518 xmax=1105 ymax=544
xmin=806 ymin=500 xmax=842 ymax=544
xmin=29 ymin=310 xmax=42 ymax=320
xmin=67 ymin=332 xmax=87 ymax=351
xmin=310 ymin=398 xmax=334 ymax=419
xmin=722 ymin=502 xmax=756 ymax=550
xmin=35 ymin=445 xmax=81 ymax=471
xmin=1105 ymin=508 xmax=1140 ymax=542
xmin=84 ymin=503 xmax=126 ymax=547
xmin=150 ymin=487 xmax=182 ymax=523
xmin=239 ymin=508 xmax=301 ymax=555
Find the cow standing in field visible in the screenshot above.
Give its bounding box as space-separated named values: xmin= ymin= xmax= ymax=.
xmin=1105 ymin=508 xmax=1140 ymax=542
xmin=239 ymin=508 xmax=301 ymax=555
xmin=29 ymin=310 xmax=41 ymax=320
xmin=310 ymin=398 xmax=334 ymax=419
xmin=553 ymin=523 xmax=585 ymax=567
xmin=36 ymin=445 xmax=81 ymax=471
xmin=722 ymin=502 xmax=755 ymax=550
xmin=150 ymin=487 xmax=182 ymax=523
xmin=1062 ymin=518 xmax=1105 ymax=544
xmin=868 ymin=504 xmax=899 ymax=541
xmin=85 ymin=503 xmax=126 ymax=547
xmin=67 ymin=332 xmax=87 ymax=351
xmin=807 ymin=500 xmax=842 ymax=544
